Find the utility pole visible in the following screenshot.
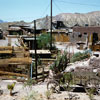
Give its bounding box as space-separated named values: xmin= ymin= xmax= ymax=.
xmin=50 ymin=0 xmax=52 ymax=50
xmin=34 ymin=20 xmax=37 ymax=79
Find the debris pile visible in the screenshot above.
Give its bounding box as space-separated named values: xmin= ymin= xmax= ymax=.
xmin=89 ymin=56 xmax=100 ymax=68
xmin=65 ymin=55 xmax=100 ymax=72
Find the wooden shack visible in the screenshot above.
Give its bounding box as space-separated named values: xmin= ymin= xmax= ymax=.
xmin=8 ymin=24 xmax=33 ymax=35
xmin=22 ymin=37 xmax=39 ymax=50
xmin=47 ymin=29 xmax=70 ymax=42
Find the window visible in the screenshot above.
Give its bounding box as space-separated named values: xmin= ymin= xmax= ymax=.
xmin=78 ymin=32 xmax=82 ymax=38
xmin=84 ymin=32 xmax=87 ymax=35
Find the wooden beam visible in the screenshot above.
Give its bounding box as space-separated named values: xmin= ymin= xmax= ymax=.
xmin=0 ymin=71 xmax=27 ymax=77
xmin=0 ymin=50 xmax=12 ymax=54
xmin=0 ymin=46 xmax=12 ymax=50
xmin=0 ymin=57 xmax=32 ymax=65
xmin=0 ymin=77 xmax=26 ymax=82
xmin=32 ymin=58 xmax=56 ymax=61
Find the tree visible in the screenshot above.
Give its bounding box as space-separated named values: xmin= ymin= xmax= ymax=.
xmin=37 ymin=33 xmax=55 ymax=49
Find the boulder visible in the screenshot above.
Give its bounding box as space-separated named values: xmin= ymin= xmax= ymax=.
xmin=89 ymin=56 xmax=100 ymax=68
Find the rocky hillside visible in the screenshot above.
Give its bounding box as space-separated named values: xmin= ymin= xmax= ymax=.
xmin=54 ymin=11 xmax=100 ymax=27
xmin=35 ymin=11 xmax=100 ymax=28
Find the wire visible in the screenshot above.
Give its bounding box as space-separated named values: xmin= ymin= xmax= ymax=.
xmin=53 ymin=0 xmax=63 ymax=13
xmin=41 ymin=3 xmax=50 ymax=18
xmin=55 ymin=0 xmax=100 ymax=7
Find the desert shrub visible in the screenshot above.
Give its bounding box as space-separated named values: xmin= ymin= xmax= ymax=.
xmin=23 ymin=79 xmax=36 ymax=95
xmin=7 ymin=82 xmax=16 ymax=96
xmin=70 ymin=52 xmax=90 ymax=63
xmin=24 ymin=79 xmax=36 ymax=87
xmin=87 ymin=88 xmax=96 ymax=100
xmin=22 ymin=91 xmax=44 ymax=100
xmin=45 ymin=90 xmax=52 ymax=100
xmin=63 ymin=73 xmax=73 ymax=84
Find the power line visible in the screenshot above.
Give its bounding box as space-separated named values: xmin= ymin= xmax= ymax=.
xmin=41 ymin=3 xmax=50 ymax=18
xmin=53 ymin=0 xmax=63 ymax=13
xmin=55 ymin=0 xmax=100 ymax=7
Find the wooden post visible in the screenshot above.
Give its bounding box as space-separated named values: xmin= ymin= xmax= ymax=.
xmin=8 ymin=38 xmax=11 ymax=46
xmin=42 ymin=65 xmax=45 ymax=81
xmin=28 ymin=64 xmax=31 ymax=79
xmin=50 ymin=0 xmax=52 ymax=50
xmin=34 ymin=20 xmax=38 ymax=79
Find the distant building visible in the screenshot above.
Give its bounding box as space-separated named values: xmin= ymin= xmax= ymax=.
xmin=47 ymin=29 xmax=70 ymax=42
xmin=46 ymin=21 xmax=71 ymax=42
xmin=7 ymin=25 xmax=31 ymax=47
xmin=52 ymin=21 xmax=66 ymax=29
xmin=7 ymin=24 xmax=33 ymax=35
xmin=72 ymin=26 xmax=100 ymax=51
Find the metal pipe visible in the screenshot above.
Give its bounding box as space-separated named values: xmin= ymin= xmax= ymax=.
xmin=30 ymin=61 xmax=33 ymax=79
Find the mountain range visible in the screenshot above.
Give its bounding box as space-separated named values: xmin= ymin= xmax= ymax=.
xmin=1 ymin=11 xmax=100 ymax=31
xmin=0 ymin=19 xmax=4 ymax=23
xmin=35 ymin=11 xmax=100 ymax=29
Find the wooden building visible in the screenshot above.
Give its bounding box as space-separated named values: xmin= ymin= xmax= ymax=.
xmin=7 ymin=25 xmax=31 ymax=35
xmin=73 ymin=26 xmax=100 ymax=51
xmin=52 ymin=29 xmax=70 ymax=42
xmin=47 ymin=21 xmax=71 ymax=42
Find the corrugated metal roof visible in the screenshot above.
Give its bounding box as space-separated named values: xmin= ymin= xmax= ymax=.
xmin=7 ymin=27 xmax=21 ymax=31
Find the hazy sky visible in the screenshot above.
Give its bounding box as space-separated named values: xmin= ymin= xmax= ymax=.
xmin=0 ymin=0 xmax=100 ymax=22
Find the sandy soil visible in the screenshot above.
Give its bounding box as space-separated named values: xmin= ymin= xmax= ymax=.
xmin=0 ymin=80 xmax=100 ymax=100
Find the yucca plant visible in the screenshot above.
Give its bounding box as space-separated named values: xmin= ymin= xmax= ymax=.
xmin=50 ymin=51 xmax=68 ymax=73
xmin=7 ymin=82 xmax=16 ymax=96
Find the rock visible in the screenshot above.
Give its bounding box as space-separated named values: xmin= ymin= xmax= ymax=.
xmin=89 ymin=56 xmax=100 ymax=68
xmin=0 ymin=90 xmax=3 ymax=95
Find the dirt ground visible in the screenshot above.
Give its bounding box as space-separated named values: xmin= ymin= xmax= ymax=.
xmin=0 ymin=80 xmax=100 ymax=100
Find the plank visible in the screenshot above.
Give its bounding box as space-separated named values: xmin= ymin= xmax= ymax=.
xmin=0 ymin=57 xmax=32 ymax=65
xmin=32 ymin=58 xmax=56 ymax=61
xmin=0 ymin=77 xmax=26 ymax=82
xmin=0 ymin=50 xmax=12 ymax=54
xmin=0 ymin=71 xmax=27 ymax=77
xmin=0 ymin=46 xmax=12 ymax=50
